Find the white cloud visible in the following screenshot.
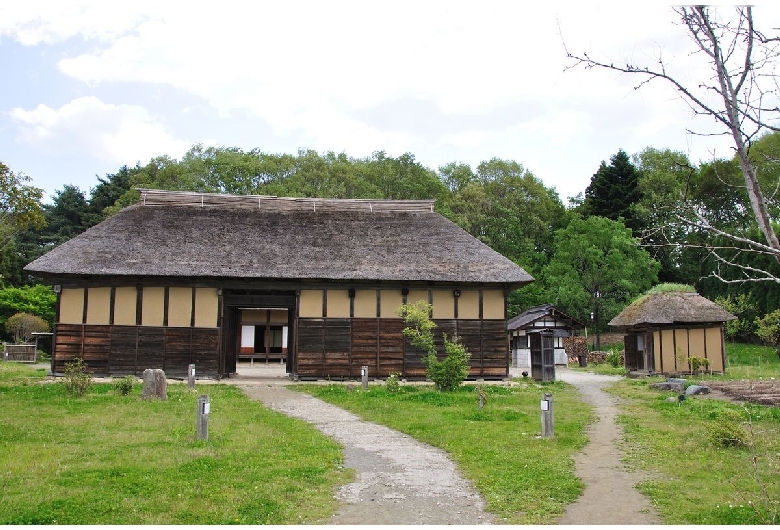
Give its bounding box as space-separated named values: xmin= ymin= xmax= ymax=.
xmin=0 ymin=1 xmax=156 ymax=45
xmin=10 ymin=96 xmax=190 ymax=165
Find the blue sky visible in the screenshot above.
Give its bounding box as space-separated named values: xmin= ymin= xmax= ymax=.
xmin=2 ymin=2 xmax=776 ymax=204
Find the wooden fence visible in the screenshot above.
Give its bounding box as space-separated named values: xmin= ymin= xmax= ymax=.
xmin=2 ymin=343 xmax=37 ymax=363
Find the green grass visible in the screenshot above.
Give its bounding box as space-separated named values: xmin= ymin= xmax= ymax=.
xmin=607 ymin=377 xmax=780 ymax=525
xmin=0 ymin=363 xmax=351 ymax=525
xmin=3 ymin=342 xmax=779 ymax=525
xmin=721 ymin=342 xmax=780 ymax=380
xmin=296 ymin=380 xmax=591 ymax=524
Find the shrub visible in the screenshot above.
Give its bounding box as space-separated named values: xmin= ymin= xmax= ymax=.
xmin=4 ymin=312 xmax=49 ymax=343
xmin=385 ymin=373 xmax=401 ymax=393
xmin=61 ymin=357 xmax=92 ymax=397
xmin=606 ymin=349 xmax=622 ymax=368
xmin=113 ymin=375 xmax=136 ymax=396
xmin=707 ymin=412 xmax=748 ymax=448
xmin=398 ymin=301 xmax=471 ymax=392
xmin=424 ymin=334 xmax=471 ymax=392
xmin=689 ymin=356 xmax=710 ymax=374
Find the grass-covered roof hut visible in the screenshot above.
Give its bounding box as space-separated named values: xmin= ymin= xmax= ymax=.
xmin=608 ymin=284 xmax=736 ymax=374
xmin=24 ymin=189 xmax=533 ymax=380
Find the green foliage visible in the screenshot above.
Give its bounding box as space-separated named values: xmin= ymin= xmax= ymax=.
xmin=0 ymin=161 xmax=45 ymax=243
xmin=0 ymin=284 xmax=57 ymax=333
xmin=397 ymin=301 xmax=436 ymax=355
xmin=113 ymin=375 xmax=137 ymax=396
xmin=755 ymin=309 xmax=780 ymax=351
xmin=582 ymin=149 xmax=643 ymax=235
xmin=397 ymin=302 xmax=471 ymax=391
xmin=716 ymin=294 xmax=758 ymax=342
xmin=61 ymin=357 xmax=93 ymax=397
xmin=606 ymin=349 xmax=622 ymax=368
xmin=424 ymin=334 xmax=471 ymax=392
xmin=689 ymin=356 xmax=710 ymax=374
xmin=385 ymin=373 xmax=401 ymax=393
xmin=4 ymin=312 xmax=48 ymax=343
xmin=544 ymin=216 xmax=659 ymax=333
xmin=707 ymin=413 xmax=748 ymax=448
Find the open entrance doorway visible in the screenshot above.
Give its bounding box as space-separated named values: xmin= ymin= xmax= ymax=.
xmin=220 ymin=291 xmax=296 ymax=376
xmin=239 ymin=308 xmax=289 ymax=365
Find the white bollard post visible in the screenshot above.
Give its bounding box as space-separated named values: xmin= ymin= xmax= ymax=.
xmin=361 ymin=365 xmax=369 ymax=391
xmin=188 ymin=364 xmax=196 ymax=390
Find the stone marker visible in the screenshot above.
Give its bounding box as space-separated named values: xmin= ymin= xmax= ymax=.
xmin=142 ymin=368 xmax=168 ymax=400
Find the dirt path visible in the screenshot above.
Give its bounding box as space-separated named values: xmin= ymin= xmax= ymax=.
xmin=555 ymin=368 xmax=662 ymax=525
xmin=228 ymin=365 xmax=662 ymax=525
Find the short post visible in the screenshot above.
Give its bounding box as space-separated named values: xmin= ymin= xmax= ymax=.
xmin=541 ymin=392 xmax=554 ymax=438
xmin=188 ymin=364 xmax=196 ymax=390
xmin=361 ymin=365 xmax=369 ymax=391
xmin=197 ymin=395 xmax=210 ymax=441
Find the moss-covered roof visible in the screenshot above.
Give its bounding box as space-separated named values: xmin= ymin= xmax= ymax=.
xmin=609 ymin=289 xmax=736 ymax=328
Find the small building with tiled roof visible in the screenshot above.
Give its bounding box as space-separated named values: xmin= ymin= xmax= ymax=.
xmin=608 ymin=285 xmax=736 ymax=374
xmin=507 ymin=304 xmax=584 ymax=369
xmin=24 ymin=189 xmax=534 ymax=380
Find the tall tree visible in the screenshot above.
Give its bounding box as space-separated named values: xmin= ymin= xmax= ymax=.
xmin=582 ymin=149 xmax=643 ymax=235
xmin=565 ymin=6 xmax=780 ymax=284
xmin=544 ymin=216 xmax=659 ymax=350
xmin=0 ymin=161 xmax=45 ymax=251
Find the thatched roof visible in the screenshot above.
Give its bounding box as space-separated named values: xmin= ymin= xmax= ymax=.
xmin=24 ymin=190 xmax=534 ymax=287
xmin=507 ymin=304 xmax=584 ymax=331
xmin=608 ymin=291 xmax=736 ymax=328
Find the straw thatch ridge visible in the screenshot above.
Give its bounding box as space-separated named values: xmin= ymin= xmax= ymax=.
xmin=608 ymin=291 xmax=736 ymax=328
xmin=137 ymin=188 xmax=436 ymax=212
xmin=24 ymin=196 xmax=533 ymax=285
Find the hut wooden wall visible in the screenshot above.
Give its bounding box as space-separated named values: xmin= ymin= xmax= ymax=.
xmin=296 ymin=318 xmax=508 ymax=379
xmin=651 ymin=325 xmax=725 ymax=374
xmin=53 ymin=324 xmax=220 ymax=377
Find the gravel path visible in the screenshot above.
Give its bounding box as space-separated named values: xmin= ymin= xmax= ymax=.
xmin=240 ymin=384 xmax=493 ymax=525
xmin=230 ymin=365 xmax=662 ymax=525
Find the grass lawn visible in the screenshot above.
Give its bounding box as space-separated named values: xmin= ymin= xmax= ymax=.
xmin=608 ymin=376 xmax=780 ymax=524
xmin=3 ymin=340 xmax=778 ymax=525
xmin=297 ymin=379 xmax=592 ymax=524
xmin=0 ymin=363 xmax=351 ymax=525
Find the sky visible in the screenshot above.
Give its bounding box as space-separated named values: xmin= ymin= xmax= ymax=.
xmin=1 ymin=2 xmax=777 ymax=205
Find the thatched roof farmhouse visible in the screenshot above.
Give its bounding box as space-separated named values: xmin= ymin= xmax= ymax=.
xmin=609 ymin=285 xmax=736 ymax=374
xmin=25 ymin=189 xmax=533 ymax=380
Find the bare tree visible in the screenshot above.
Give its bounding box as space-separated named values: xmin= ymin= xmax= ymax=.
xmin=564 ymin=6 xmax=780 ymax=284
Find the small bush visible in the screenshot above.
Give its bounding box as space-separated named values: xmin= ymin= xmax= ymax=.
xmin=4 ymin=312 xmax=49 ymax=344
xmin=113 ymin=375 xmax=136 ymax=396
xmin=606 ymin=349 xmax=622 ymax=368
xmin=61 ymin=357 xmax=92 ymax=397
xmin=689 ymin=356 xmax=710 ymax=374
xmin=707 ymin=413 xmax=748 ymax=448
xmin=385 ymin=373 xmax=401 ymax=393
xmin=425 ymin=334 xmax=471 ymax=392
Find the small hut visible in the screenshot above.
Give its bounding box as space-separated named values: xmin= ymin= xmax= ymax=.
xmin=507 ymin=304 xmax=584 ymax=368
xmin=608 ymin=284 xmax=736 ymax=375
